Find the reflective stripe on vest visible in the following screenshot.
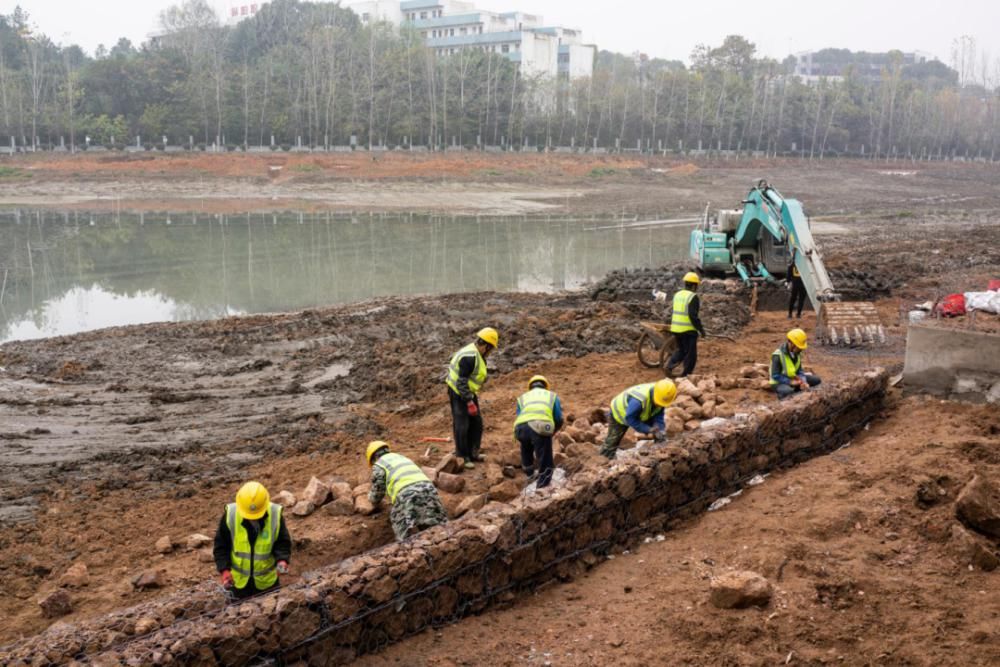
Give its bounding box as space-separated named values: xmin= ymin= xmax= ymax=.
xmin=226 ymin=502 xmax=281 ymax=590
xmin=670 ymin=290 xmax=696 ymax=333
xmin=769 ymin=347 xmax=802 ymax=385
xmin=445 ymin=343 xmax=488 ymax=395
xmin=513 ymin=388 xmax=557 ymax=431
xmin=609 ymin=383 xmax=662 ymax=426
xmin=376 ymin=453 xmax=431 ymax=504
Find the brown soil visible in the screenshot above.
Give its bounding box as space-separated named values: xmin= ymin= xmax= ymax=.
xmin=1 ymin=158 xmax=999 ymax=663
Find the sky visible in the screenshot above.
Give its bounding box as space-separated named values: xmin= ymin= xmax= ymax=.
xmin=7 ymin=0 xmax=1000 ymax=67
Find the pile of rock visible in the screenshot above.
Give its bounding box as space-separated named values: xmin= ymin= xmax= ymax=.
xmin=271 ymin=476 xmax=375 ymax=518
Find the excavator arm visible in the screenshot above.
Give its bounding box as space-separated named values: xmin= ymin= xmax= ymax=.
xmin=732 ymin=180 xmax=884 ymax=344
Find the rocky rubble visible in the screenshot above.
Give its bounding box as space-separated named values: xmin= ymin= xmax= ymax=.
xmin=0 ymin=368 xmax=889 ymax=666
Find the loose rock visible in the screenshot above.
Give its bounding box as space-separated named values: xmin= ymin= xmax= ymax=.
xmin=324 ymin=496 xmax=355 ymax=517
xmin=301 ymin=476 xmax=331 ymax=507
xmin=272 ymin=490 xmax=297 ymax=508
xmin=434 ymin=454 xmax=463 ymax=477
xmin=59 ymin=562 xmax=89 ymax=588
xmin=185 ymin=534 xmax=212 ymax=550
xmin=709 ymin=570 xmax=773 ymax=609
xmin=949 ymin=523 xmax=999 ymax=571
xmin=435 ymin=471 xmax=466 ymax=494
xmin=131 ymin=570 xmax=166 ymax=590
xmin=453 ymin=494 xmax=487 ymax=518
xmin=955 ymin=474 xmax=1000 ymax=538
xmin=354 ymin=495 xmax=376 ymax=515
xmin=488 ymin=479 xmax=521 ymax=502
xmin=328 ymin=482 xmax=353 ymax=501
xmin=291 ymin=501 xmax=316 ymax=517
xmin=155 ymin=536 xmax=174 ymax=555
xmin=38 ymin=589 xmax=73 ymax=618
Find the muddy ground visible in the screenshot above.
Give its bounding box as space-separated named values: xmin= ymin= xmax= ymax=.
xmin=0 ymin=157 xmax=999 ymax=664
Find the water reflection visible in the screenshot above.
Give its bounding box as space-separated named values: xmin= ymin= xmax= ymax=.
xmin=0 ymin=210 xmax=689 ymax=343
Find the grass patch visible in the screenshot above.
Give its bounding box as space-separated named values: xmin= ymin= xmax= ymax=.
xmin=0 ymin=165 xmax=30 ymax=179
xmin=589 ymin=167 xmax=616 ymax=177
xmin=291 ymin=163 xmax=322 ymax=173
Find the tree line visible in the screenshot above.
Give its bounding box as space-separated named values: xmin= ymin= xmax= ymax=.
xmin=0 ymin=0 xmax=998 ymax=159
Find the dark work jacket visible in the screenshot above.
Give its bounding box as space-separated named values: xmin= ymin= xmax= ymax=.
xmin=686 ymin=294 xmax=705 ymax=336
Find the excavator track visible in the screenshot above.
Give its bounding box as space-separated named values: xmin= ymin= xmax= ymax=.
xmin=818 ymin=302 xmax=886 ymax=345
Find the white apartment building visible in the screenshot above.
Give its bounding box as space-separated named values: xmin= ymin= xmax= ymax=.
xmin=350 ymin=0 xmax=596 ymax=78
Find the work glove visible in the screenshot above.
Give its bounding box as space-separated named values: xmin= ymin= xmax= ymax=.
xmin=220 ymin=569 xmax=233 ymax=589
xmin=466 ymin=401 xmax=479 ymax=417
xmin=652 ymin=429 xmax=666 ymax=443
xmin=276 ymin=561 xmax=289 ymax=575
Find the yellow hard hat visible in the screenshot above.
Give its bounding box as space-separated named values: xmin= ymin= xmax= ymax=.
xmin=653 ymin=379 xmax=677 ymax=407
xmin=527 ymin=374 xmax=549 ymax=390
xmin=366 ymin=440 xmax=389 ymax=466
xmin=787 ymin=328 xmax=808 ymax=349
xmin=236 ymin=481 xmax=270 ymax=520
xmin=683 ymin=272 xmax=701 ymax=285
xmin=476 ymin=327 xmax=499 ymax=348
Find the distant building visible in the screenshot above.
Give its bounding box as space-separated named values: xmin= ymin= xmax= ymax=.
xmin=349 ymin=0 xmax=596 ymax=78
xmin=213 ymin=1 xmax=264 ymax=25
xmin=793 ymin=49 xmax=936 ymax=84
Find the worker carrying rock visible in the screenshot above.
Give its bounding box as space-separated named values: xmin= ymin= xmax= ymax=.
xmin=513 ymin=374 xmax=565 ymax=489
xmin=665 ymin=272 xmax=706 ymax=377
xmin=213 ymin=481 xmax=291 ymax=599
xmin=445 ymin=327 xmax=499 ymax=469
xmin=770 ymin=328 xmax=822 ymax=399
xmin=366 ymin=441 xmax=448 ymax=541
xmin=600 ymin=379 xmax=677 ymax=459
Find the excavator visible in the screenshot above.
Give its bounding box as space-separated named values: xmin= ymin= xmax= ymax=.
xmin=689 ymin=180 xmax=884 ymax=345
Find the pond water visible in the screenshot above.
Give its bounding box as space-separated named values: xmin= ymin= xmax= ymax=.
xmin=0 ymin=210 xmax=692 ymax=343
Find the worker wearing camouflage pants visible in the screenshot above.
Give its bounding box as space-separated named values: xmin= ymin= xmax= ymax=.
xmin=366 ymin=441 xmax=448 ymax=541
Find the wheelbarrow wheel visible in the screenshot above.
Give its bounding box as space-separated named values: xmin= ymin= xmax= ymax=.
xmin=659 ymin=335 xmax=678 ymax=372
xmin=636 ymin=332 xmax=662 ymax=368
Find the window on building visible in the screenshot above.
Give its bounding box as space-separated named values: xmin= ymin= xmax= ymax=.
xmin=460 ymin=27 xmax=467 ymax=35
xmin=420 ymin=11 xmax=427 ymax=19
xmin=501 ymin=44 xmax=509 ymax=53
xmin=362 ymin=12 xmax=370 ymax=22
xmin=231 ymin=7 xmax=238 ymax=16
xmin=478 ymin=26 xmax=483 ymax=33
xmin=241 ymin=5 xmax=248 ymax=15
xmin=250 ymin=4 xmax=258 ymax=13
xmin=449 ymin=28 xmax=454 ymax=36
xmin=421 ymin=31 xmax=427 ymax=38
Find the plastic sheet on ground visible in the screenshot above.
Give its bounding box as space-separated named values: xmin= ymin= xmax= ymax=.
xmin=522 ymin=468 xmax=568 ymax=496
xmin=964 ymin=291 xmax=1000 ymax=314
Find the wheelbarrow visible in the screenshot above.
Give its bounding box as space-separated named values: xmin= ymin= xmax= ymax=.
xmin=636 ymin=321 xmax=677 ymax=368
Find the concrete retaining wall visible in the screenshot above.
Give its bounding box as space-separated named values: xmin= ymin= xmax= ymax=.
xmin=1 ymin=369 xmax=888 ymax=666
xmin=903 ymin=324 xmax=1000 ymax=401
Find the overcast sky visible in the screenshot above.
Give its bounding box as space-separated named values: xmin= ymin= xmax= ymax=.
xmin=9 ymin=0 xmax=1000 ymax=67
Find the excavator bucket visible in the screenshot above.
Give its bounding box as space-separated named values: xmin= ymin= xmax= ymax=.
xmin=818 ymin=302 xmax=886 ymax=345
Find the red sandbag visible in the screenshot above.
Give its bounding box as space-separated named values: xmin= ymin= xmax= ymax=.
xmin=937 ymin=293 xmax=966 ymax=317
xmin=988 ymin=279 xmax=1000 ymax=292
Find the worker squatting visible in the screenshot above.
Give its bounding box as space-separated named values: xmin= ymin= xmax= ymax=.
xmin=215 ymin=280 xmax=821 ymax=599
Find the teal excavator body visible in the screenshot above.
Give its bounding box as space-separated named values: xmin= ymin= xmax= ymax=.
xmin=689 ymin=180 xmax=884 ymax=344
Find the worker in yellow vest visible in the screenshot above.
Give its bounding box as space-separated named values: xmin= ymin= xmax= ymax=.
xmin=213 ymin=481 xmax=291 ymax=599
xmin=787 ymin=248 xmax=808 ymax=319
xmin=600 ymin=379 xmax=677 ymax=459
xmin=770 ymin=329 xmax=822 ymax=399
xmin=665 ymin=272 xmax=706 ymax=377
xmin=445 ymin=327 xmax=499 ymax=469
xmin=366 ymin=441 xmax=448 ymax=541
xmin=514 ymin=375 xmax=565 ymax=488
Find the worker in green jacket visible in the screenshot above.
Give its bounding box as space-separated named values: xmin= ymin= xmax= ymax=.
xmin=601 ymin=379 xmax=677 ymax=459
xmin=213 ymin=481 xmax=291 ymax=599
xmin=366 ymin=441 xmax=448 ymax=541
xmin=665 ymin=272 xmax=706 ymax=377
xmin=445 ymin=327 xmax=499 ymax=469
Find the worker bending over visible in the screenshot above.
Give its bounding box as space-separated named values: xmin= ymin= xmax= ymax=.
xmin=366 ymin=441 xmax=448 ymax=541
xmin=445 ymin=327 xmax=499 ymax=469
xmin=213 ymin=481 xmax=291 ymax=599
xmin=513 ymin=375 xmax=565 ymax=489
xmin=665 ymin=272 xmax=706 ymax=377
xmin=601 ymin=379 xmax=677 ymax=459
xmin=770 ymin=328 xmax=822 ymax=399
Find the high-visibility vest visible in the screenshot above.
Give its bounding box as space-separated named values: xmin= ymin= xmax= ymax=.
xmin=513 ymin=388 xmax=557 ymax=432
xmin=670 ymin=290 xmax=696 ymax=333
xmin=769 ymin=346 xmax=802 ymax=385
xmin=445 ymin=343 xmax=487 ymax=396
xmin=610 ymin=383 xmax=662 ymax=426
xmin=375 ymin=453 xmax=430 ymax=503
xmin=226 ymin=502 xmax=281 ymax=591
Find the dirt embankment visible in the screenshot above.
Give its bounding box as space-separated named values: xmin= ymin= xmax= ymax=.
xmin=2 ymin=153 xmax=1000 ymax=216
